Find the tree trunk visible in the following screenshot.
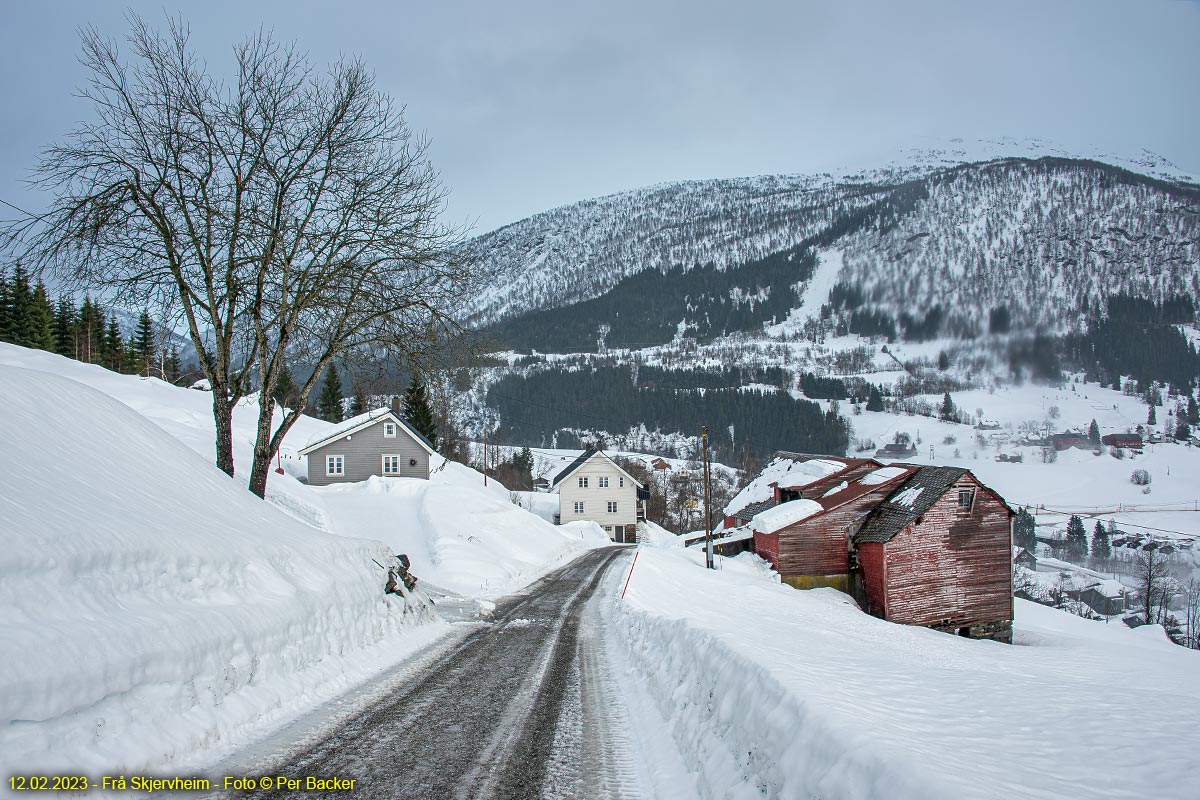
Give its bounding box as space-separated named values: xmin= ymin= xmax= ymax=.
xmin=212 ymin=390 xmax=236 ymax=478
xmin=248 ymin=394 xmax=277 ymax=499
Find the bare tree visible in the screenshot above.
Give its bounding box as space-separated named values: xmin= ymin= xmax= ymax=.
xmin=1134 ymin=541 xmax=1170 ymax=625
xmin=1183 ymin=578 xmax=1200 ymax=650
xmin=6 ymin=16 xmax=473 ymax=496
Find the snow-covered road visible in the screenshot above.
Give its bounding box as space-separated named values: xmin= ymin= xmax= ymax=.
xmin=220 ymin=547 xmax=695 ymax=800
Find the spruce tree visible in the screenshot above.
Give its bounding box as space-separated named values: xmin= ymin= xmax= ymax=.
xmin=134 ymin=311 xmax=156 ymax=373
xmin=28 ymin=282 xmax=56 ymax=352
xmin=1188 ymin=395 xmax=1199 ymax=426
xmin=1065 ymin=515 xmax=1089 ymax=560
xmin=7 ymin=264 xmax=33 ymax=347
xmin=1147 ymin=404 xmax=1157 ymax=426
xmin=273 ymin=364 xmax=298 ymax=410
xmin=103 ymin=317 xmax=123 ymax=371
xmin=866 ymin=385 xmax=884 ymax=412
xmin=1013 ymin=507 xmax=1037 ymax=552
xmin=1091 ymin=521 xmax=1112 ymax=561
xmin=347 ymin=381 xmax=367 ymax=418
xmin=0 ymin=266 xmax=11 ymax=342
xmin=53 ymin=298 xmax=77 ymax=357
xmin=316 ymin=364 xmax=345 ymax=422
xmin=77 ymin=297 xmax=101 ymax=363
xmin=165 ymin=345 xmax=182 ymax=384
xmin=939 ymin=392 xmax=956 ymax=422
xmin=1088 ymin=419 xmax=1101 ymax=445
xmin=403 ymin=373 xmax=438 ymax=449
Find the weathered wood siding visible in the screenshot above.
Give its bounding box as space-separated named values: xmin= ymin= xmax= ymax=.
xmin=306 ymin=419 xmax=429 ymax=485
xmin=775 ymin=485 xmax=898 ymax=579
xmin=858 ymin=542 xmax=886 ymax=616
xmin=753 ymin=532 xmax=780 ymax=569
xmin=881 ymin=475 xmax=1013 ymax=629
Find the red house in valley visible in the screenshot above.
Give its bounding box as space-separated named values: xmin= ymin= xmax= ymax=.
xmin=853 ymin=467 xmax=1014 ymax=642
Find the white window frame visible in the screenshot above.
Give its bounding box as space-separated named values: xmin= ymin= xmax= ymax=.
xmin=607 ymin=501 xmax=618 ymax=513
xmin=326 ymin=455 xmax=345 ymax=476
xmin=578 ymin=476 xmax=589 ymax=488
xmin=382 ymin=454 xmax=401 ymax=475
xmin=573 ymin=500 xmax=585 ymax=514
xmin=619 ymin=476 xmax=624 ymax=488
xmin=598 ymin=476 xmax=609 ymax=488
xmin=383 ymin=422 xmax=398 ymax=438
xmin=958 ymin=489 xmax=975 ymax=509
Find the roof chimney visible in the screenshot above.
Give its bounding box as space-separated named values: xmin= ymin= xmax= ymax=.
xmin=391 ymin=396 xmax=401 ymax=416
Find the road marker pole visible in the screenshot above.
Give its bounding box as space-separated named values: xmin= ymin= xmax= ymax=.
xmin=620 ymin=551 xmax=640 ymax=599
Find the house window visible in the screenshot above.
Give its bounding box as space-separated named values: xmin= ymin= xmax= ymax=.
xmin=574 ymin=501 xmax=585 ymax=514
xmin=608 ymin=501 xmax=618 ymax=513
xmin=958 ymin=489 xmax=975 ymax=509
xmin=383 ymin=422 xmax=397 ymax=438
xmin=619 ymin=476 xmax=624 ymax=488
xmin=382 ymin=455 xmax=400 ymax=475
xmin=326 ymin=455 xmax=344 ymax=476
xmin=578 ymin=476 xmax=589 ymax=488
xmin=598 ymin=476 xmax=609 ymax=488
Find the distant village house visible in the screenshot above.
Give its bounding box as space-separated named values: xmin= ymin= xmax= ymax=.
xmin=552 ymin=444 xmax=647 ymax=543
xmin=298 ymin=407 xmax=436 ymax=485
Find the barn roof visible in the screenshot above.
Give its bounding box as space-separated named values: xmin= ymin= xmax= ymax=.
xmin=732 ymin=499 xmax=776 ymax=523
xmin=853 ymin=466 xmax=968 ymax=544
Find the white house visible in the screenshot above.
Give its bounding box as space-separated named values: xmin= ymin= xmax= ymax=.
xmin=552 ymin=445 xmax=646 ymax=543
xmin=297 ymin=407 xmax=436 ymax=486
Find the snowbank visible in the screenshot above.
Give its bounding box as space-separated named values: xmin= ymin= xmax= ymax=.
xmin=606 ymin=546 xmax=1200 ymax=799
xmin=0 ymin=366 xmax=440 ymax=774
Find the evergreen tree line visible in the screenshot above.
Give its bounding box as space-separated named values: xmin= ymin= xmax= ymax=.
xmin=304 ymin=363 xmax=442 ymax=452
xmin=0 ymin=264 xmax=182 ymax=380
xmin=486 ymin=365 xmax=851 ymax=462
xmin=1065 ymin=294 xmax=1199 ymax=395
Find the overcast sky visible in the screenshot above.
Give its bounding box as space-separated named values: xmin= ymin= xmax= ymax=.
xmin=1 ymin=0 xmax=1197 ymax=233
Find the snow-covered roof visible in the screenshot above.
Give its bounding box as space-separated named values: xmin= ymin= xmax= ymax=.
xmin=775 ymin=459 xmax=847 ymax=489
xmin=298 ymin=407 xmax=436 ymax=455
xmin=821 ymin=481 xmax=848 ymax=497
xmin=751 ymin=500 xmax=824 ymax=534
xmin=723 ymin=455 xmax=848 ymax=517
xmin=859 ymin=466 xmax=909 ymax=486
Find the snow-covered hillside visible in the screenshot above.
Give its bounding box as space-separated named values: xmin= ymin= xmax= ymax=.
xmin=0 ymin=343 xmax=608 ymax=774
xmin=609 ymin=544 xmax=1200 ymax=799
xmin=467 ymin=154 xmax=1200 ymax=336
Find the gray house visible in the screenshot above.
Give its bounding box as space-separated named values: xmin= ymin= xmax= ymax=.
xmin=298 ymin=407 xmax=436 ymax=486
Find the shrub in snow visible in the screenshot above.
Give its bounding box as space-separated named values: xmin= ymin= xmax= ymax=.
xmin=1130 ymin=469 xmax=1151 ymax=486
xmin=1110 ymin=446 xmax=1126 ymax=460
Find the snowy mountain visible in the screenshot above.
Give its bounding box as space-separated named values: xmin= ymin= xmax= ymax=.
xmin=467 ymin=154 xmax=1200 ymax=346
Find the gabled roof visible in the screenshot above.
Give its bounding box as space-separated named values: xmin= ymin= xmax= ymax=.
xmin=853 ymin=466 xmax=968 ymax=544
xmin=297 ymin=408 xmax=437 ymax=456
xmin=551 ymin=446 xmax=644 ymax=488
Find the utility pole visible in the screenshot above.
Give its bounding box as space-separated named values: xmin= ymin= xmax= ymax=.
xmin=702 ymin=426 xmax=714 ymax=570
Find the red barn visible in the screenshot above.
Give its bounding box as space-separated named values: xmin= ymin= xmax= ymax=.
xmin=750 ymin=465 xmax=914 ymax=592
xmin=1101 ymin=433 xmax=1143 ymax=450
xmin=852 ymin=467 xmax=1014 ymax=642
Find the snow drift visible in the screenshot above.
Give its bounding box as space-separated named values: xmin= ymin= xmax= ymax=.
xmin=0 ymin=366 xmax=438 ymax=773
xmin=607 ymin=546 xmax=1200 ymax=800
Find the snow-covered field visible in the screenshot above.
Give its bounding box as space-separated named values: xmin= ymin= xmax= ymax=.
xmin=608 ymin=543 xmax=1200 ymax=800
xmin=0 ymin=344 xmax=606 ymax=776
